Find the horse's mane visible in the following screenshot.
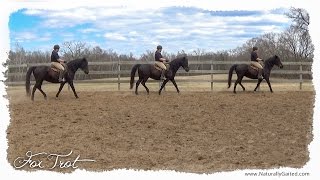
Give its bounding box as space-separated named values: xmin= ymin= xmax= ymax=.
xmin=170 ymin=56 xmax=186 ymax=66
xmin=263 ymin=55 xmax=279 ymax=69
xmin=67 ymin=57 xmax=87 ymax=67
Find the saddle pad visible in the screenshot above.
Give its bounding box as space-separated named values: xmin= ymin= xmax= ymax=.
xmin=154 ymin=64 xmax=162 ymax=71
xmin=250 ymin=65 xmax=259 ymax=71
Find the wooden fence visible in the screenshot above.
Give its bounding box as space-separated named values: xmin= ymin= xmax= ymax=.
xmin=5 ymin=60 xmax=312 ymax=90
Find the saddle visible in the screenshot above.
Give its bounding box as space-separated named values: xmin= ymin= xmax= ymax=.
xmin=154 ymin=63 xmax=170 ymax=71
xmin=249 ymin=62 xmax=263 ymax=71
xmin=49 ymin=64 xmax=68 ymax=77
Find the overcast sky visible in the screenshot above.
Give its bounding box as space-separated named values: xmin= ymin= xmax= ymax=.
xmin=9 ymin=6 xmax=291 ymax=56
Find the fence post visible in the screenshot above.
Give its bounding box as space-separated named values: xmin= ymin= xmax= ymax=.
xmin=210 ymin=59 xmax=213 ymax=91
xmin=299 ymin=62 xmax=303 ymax=90
xmin=118 ymin=58 xmax=121 ymax=91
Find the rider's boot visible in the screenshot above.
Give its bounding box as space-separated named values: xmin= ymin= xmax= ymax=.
xmin=59 ymin=70 xmax=65 ymax=82
xmin=160 ymin=69 xmax=166 ymax=80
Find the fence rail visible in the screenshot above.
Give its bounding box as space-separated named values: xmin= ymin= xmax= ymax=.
xmin=5 ymin=60 xmax=312 ymax=90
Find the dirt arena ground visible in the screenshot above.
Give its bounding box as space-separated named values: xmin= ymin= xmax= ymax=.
xmin=5 ymin=83 xmax=314 ymax=174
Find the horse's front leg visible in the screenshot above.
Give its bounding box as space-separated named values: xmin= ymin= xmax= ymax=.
xmin=56 ymin=81 xmax=67 ymax=98
xmin=265 ymin=78 xmax=273 ymax=93
xmin=159 ymin=79 xmax=170 ymax=95
xmin=254 ymin=79 xmax=263 ymax=92
xmin=68 ymin=81 xmax=79 ymax=98
xmin=170 ymin=79 xmax=180 ymax=93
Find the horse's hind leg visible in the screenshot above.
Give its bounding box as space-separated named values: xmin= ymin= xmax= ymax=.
xmin=239 ymin=81 xmax=245 ymax=91
xmin=233 ymin=81 xmax=238 ymax=93
xmin=141 ymin=79 xmax=149 ymax=94
xmin=234 ymin=74 xmax=244 ymax=93
xmin=31 ymin=81 xmax=46 ymax=101
xmin=135 ymin=78 xmax=142 ymax=95
xmin=38 ymin=86 xmax=47 ymax=100
xmin=36 ymin=81 xmax=47 ymax=100
xmin=31 ymin=85 xmax=37 ymax=101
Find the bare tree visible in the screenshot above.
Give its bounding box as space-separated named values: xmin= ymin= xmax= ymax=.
xmin=139 ymin=50 xmax=154 ymax=62
xmin=61 ymin=41 xmax=87 ymax=60
xmin=283 ymin=7 xmax=314 ymax=61
xmin=285 ymin=7 xmax=310 ymax=32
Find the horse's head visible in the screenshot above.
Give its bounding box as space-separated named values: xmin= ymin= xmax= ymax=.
xmin=273 ymin=55 xmax=283 ymax=69
xmin=80 ymin=58 xmax=89 ymax=74
xmin=181 ymin=56 xmax=189 ymax=72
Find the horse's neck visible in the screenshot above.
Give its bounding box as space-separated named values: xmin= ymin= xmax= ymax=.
xmin=264 ymin=59 xmax=274 ymax=71
xmin=169 ymin=60 xmax=180 ymax=72
xmin=67 ymin=62 xmax=79 ymax=73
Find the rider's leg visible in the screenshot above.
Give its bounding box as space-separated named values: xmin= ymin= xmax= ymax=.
xmin=251 ymin=61 xmax=263 ymax=80
xmin=52 ymin=62 xmax=65 ymax=82
xmin=155 ymin=61 xmax=167 ymax=80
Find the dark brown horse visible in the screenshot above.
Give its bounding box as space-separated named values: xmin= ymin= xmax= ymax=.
xmin=25 ymin=57 xmax=89 ymax=101
xmin=130 ymin=56 xmax=189 ymax=95
xmin=228 ymin=55 xmax=283 ymax=93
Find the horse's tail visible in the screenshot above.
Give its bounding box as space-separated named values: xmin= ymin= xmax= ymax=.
xmin=228 ymin=64 xmax=237 ymax=88
xmin=130 ymin=64 xmax=141 ymax=89
xmin=26 ymin=66 xmax=36 ymax=96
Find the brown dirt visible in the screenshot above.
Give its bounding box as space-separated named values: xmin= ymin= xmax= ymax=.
xmin=6 ymin=89 xmax=314 ymax=174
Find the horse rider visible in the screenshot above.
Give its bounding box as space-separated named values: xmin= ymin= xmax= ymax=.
xmin=155 ymin=45 xmax=168 ymax=80
xmin=51 ymin=44 xmax=66 ymax=82
xmin=251 ymin=46 xmax=263 ymax=80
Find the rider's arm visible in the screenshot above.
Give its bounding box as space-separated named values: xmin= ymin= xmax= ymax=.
xmin=57 ymin=59 xmax=65 ymax=63
xmin=159 ymin=57 xmax=167 ymax=62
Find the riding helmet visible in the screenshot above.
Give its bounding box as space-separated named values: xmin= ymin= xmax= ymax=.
xmin=157 ymin=45 xmax=162 ymax=50
xmin=54 ymin=44 xmax=60 ymax=50
xmin=252 ymin=46 xmax=258 ymax=51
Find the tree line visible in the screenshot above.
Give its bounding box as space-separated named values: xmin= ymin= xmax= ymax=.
xmin=5 ymin=7 xmax=314 ymax=81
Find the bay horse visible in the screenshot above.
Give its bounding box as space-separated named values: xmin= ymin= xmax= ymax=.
xmin=228 ymin=55 xmax=283 ymax=93
xmin=130 ymin=56 xmax=189 ymax=95
xmin=25 ymin=57 xmax=89 ymax=101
